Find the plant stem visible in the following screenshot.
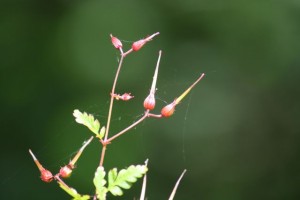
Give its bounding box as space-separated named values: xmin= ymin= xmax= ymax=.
xmin=99 ymin=54 xmax=125 ymax=167
xmin=99 ymin=145 xmax=107 ymax=167
xmin=99 ymin=33 xmax=159 ymax=166
xmin=104 ymin=55 xmax=125 ymax=141
xmin=106 ymin=110 xmax=149 ymax=143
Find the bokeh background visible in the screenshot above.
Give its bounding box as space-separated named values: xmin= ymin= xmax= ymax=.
xmin=1 ymin=0 xmax=300 ymax=199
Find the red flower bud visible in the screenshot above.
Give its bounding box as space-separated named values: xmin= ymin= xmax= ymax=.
xmin=132 ymin=39 xmax=146 ymax=51
xmin=111 ymin=93 xmax=134 ymax=101
xmin=59 ymin=165 xmax=73 ymax=178
xmin=120 ymin=93 xmax=134 ymax=101
xmin=110 ymin=34 xmax=122 ymax=49
xmin=161 ymin=101 xmax=176 ymax=117
xmin=143 ymin=94 xmax=156 ymax=110
xmin=40 ymin=169 xmax=53 ymax=183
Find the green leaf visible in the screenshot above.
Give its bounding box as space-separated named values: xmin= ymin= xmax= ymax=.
xmin=73 ymin=109 xmax=101 ymax=136
xmin=98 ymin=126 xmax=106 ymax=140
xmin=108 ymin=168 xmax=118 ymax=185
xmin=107 ymin=165 xmax=148 ymax=196
xmin=93 ymin=166 xmax=108 ymax=200
xmin=109 ymin=186 xmax=123 ymax=196
xmin=58 ymin=182 xmax=90 ymax=200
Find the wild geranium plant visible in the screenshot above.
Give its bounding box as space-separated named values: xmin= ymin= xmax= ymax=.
xmin=29 ymin=32 xmax=205 ymax=200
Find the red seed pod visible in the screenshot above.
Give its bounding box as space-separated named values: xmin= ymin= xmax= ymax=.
xmin=110 ymin=34 xmax=122 ymax=49
xmin=132 ymin=39 xmax=146 ymax=51
xmin=161 ymin=102 xmax=176 ymax=117
xmin=143 ymin=94 xmax=156 ymax=110
xmin=40 ymin=169 xmax=53 ymax=183
xmin=59 ymin=165 xmax=73 ymax=178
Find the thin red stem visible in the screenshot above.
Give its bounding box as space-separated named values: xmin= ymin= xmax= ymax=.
xmin=123 ymin=49 xmax=133 ymax=57
xmin=99 ymin=54 xmax=125 ymax=167
xmin=106 ymin=110 xmax=149 ymax=143
xmin=147 ymin=113 xmax=162 ymax=118
xmin=104 ymin=55 xmax=124 ymax=141
xmin=55 ymin=175 xmax=69 ymax=188
xmin=99 ymin=145 xmax=107 ymax=167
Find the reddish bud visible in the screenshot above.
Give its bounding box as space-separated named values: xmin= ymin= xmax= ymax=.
xmin=111 ymin=93 xmax=134 ymax=101
xmin=143 ymin=94 xmax=156 ymax=110
xmin=59 ymin=165 xmax=73 ymax=178
xmin=110 ymin=34 xmax=122 ymax=49
xmin=120 ymin=93 xmax=134 ymax=101
xmin=132 ymin=39 xmax=147 ymax=51
xmin=40 ymin=169 xmax=53 ymax=183
xmin=161 ymin=101 xmax=176 ymax=117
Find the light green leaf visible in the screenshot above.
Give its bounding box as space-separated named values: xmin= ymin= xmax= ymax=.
xmin=58 ymin=182 xmax=90 ymax=200
xmin=107 ymin=165 xmax=148 ymax=196
xmin=108 ymin=168 xmax=118 ymax=185
xmin=109 ymin=185 xmax=123 ymax=196
xmin=93 ymin=166 xmax=108 ymax=200
xmin=73 ymin=109 xmax=100 ymax=136
xmin=98 ymin=126 xmax=106 ymax=140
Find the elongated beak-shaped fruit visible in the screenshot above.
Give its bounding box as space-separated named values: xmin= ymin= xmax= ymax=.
xmin=59 ymin=136 xmax=93 ymax=178
xmin=29 ymin=149 xmax=53 ymax=183
xmin=143 ymin=50 xmax=162 ymax=110
xmin=161 ymin=73 xmax=205 ymax=117
xmin=132 ymin=32 xmax=160 ymax=51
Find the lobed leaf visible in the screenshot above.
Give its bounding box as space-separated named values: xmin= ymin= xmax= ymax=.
xmin=73 ymin=109 xmax=102 ymax=138
xmin=107 ymin=165 xmax=148 ymax=196
xmin=98 ymin=126 xmax=106 ymax=140
xmin=93 ymin=166 xmax=108 ymax=200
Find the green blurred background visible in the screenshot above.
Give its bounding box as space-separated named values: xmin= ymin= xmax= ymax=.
xmin=1 ymin=0 xmax=300 ymax=199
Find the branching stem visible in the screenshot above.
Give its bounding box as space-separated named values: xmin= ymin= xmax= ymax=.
xmin=99 ymin=33 xmax=160 ymax=167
